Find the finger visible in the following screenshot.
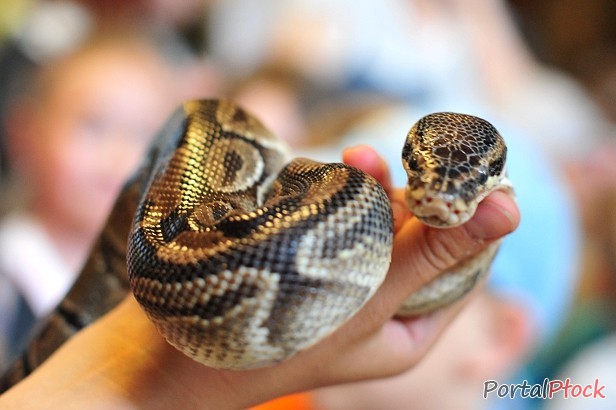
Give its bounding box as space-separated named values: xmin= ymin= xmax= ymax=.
xmin=359 ymin=189 xmax=519 ymax=331
xmin=463 ymin=190 xmax=519 ymax=240
xmin=319 ymin=291 xmax=470 ymax=383
xmin=392 ymin=189 xmax=518 ymax=298
xmin=342 ymin=145 xmax=394 ymax=194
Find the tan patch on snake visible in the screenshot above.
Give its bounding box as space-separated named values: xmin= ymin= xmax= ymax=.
xmin=200 ymin=138 xmax=265 ymax=193
xmin=296 ymin=182 xmax=391 ymax=290
xmin=143 ymin=267 xmax=285 ymax=369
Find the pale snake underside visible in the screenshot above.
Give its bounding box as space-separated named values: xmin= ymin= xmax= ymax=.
xmin=0 ymin=99 xmax=510 ymax=389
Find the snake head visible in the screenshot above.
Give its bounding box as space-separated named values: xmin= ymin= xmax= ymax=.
xmin=402 ymin=112 xmax=507 ymax=228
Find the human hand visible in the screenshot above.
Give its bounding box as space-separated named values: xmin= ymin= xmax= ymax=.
xmin=0 ymin=146 xmax=519 ymax=410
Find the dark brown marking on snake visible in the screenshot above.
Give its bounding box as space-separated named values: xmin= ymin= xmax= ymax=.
xmin=231 ymin=108 xmax=249 ymax=127
xmin=221 ymin=150 xmax=244 ymax=186
xmin=489 ymin=150 xmax=506 ymax=176
xmin=159 ymin=210 xmax=190 ymax=243
xmin=140 ymin=281 xmax=261 ymax=321
xmin=265 ymin=276 xmax=373 ymax=348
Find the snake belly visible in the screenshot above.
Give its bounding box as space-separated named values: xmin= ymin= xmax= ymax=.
xmin=0 ymin=99 xmax=510 ymax=389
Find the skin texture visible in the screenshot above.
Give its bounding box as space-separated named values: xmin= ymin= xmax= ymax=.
xmin=312 ymin=292 xmax=532 ymax=410
xmin=0 ymin=146 xmax=519 ymax=409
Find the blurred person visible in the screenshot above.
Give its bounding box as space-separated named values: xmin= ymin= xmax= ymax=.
xmin=539 ymin=142 xmax=616 ymax=410
xmin=74 ymin=0 xmax=221 ymax=100
xmin=0 ymin=0 xmax=219 ymax=184
xmin=0 ymin=0 xmax=91 ymax=183
xmin=208 ymin=0 xmax=610 ymax=161
xmin=544 ymin=333 xmax=615 ymax=410
xmin=71 ymin=0 xmax=221 ymax=101
xmin=0 ymin=34 xmax=175 ymax=370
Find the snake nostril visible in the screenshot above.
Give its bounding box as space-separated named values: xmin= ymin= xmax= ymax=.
xmin=425 ymin=197 xmax=433 ymax=203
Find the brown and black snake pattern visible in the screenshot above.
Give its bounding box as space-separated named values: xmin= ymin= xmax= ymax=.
xmin=1 ymin=100 xmax=509 ymax=390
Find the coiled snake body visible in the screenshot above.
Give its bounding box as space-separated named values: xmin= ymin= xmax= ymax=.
xmin=0 ymin=99 xmax=509 ymax=387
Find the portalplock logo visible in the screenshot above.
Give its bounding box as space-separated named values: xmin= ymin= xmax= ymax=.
xmin=483 ymin=378 xmax=606 ymax=399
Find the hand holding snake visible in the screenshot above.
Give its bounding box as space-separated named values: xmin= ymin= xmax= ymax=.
xmin=125 ymin=100 xmax=512 ymax=368
xmin=0 ymin=100 xmax=518 ymax=403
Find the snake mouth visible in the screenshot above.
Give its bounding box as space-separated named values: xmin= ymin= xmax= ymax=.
xmin=405 ymin=189 xmax=473 ymax=228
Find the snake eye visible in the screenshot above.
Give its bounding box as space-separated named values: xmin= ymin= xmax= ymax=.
xmin=476 ymin=170 xmax=488 ymax=185
xmin=406 ymin=153 xmax=427 ymax=173
xmin=407 ymin=155 xmax=419 ymax=171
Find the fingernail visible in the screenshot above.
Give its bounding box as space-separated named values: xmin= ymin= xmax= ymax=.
xmin=343 ymin=145 xmax=378 ymax=166
xmin=465 ymin=191 xmax=518 ymax=240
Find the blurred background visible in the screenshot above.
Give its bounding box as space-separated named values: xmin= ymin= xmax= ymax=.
xmin=0 ymin=1 xmax=614 ymax=409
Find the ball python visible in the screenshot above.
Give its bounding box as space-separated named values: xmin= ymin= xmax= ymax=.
xmin=0 ymin=99 xmax=510 ymax=387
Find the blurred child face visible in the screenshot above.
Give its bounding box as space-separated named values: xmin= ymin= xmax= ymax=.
xmin=27 ymin=46 xmax=172 ymax=234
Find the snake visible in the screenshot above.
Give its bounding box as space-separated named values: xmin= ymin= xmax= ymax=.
xmin=0 ymin=99 xmax=510 ymax=388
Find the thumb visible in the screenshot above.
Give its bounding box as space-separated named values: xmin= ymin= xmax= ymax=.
xmin=384 ymin=189 xmax=519 ymax=316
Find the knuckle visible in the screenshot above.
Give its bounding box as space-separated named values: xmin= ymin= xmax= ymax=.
xmin=418 ymin=226 xmax=478 ymax=281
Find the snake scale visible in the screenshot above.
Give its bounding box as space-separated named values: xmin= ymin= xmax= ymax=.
xmin=0 ymin=99 xmax=509 ymax=388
